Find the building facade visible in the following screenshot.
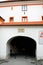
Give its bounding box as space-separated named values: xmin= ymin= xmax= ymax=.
xmin=0 ymin=1 xmax=43 ymax=60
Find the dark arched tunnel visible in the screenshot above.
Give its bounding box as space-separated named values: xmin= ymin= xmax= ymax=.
xmin=9 ymin=36 xmax=36 ymax=58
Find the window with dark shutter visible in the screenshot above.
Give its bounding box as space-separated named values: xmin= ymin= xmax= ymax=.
xmin=42 ymin=16 xmax=43 ymax=20
xmin=9 ymin=17 xmax=14 ymax=22
xmin=22 ymin=16 xmax=28 ymax=22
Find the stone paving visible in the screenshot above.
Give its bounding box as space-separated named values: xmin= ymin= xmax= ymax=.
xmin=0 ymin=56 xmax=43 ymax=65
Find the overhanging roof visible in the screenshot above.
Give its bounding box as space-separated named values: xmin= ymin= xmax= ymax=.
xmin=0 ymin=1 xmax=43 ymax=7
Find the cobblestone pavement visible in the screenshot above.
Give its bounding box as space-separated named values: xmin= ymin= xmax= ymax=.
xmin=0 ymin=56 xmax=43 ymax=65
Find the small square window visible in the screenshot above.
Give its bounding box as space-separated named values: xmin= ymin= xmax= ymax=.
xmin=22 ymin=5 xmax=27 ymax=11
xmin=22 ymin=16 xmax=28 ymax=22
xmin=9 ymin=17 xmax=14 ymax=22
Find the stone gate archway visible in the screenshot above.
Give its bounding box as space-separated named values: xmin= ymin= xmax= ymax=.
xmin=7 ymin=36 xmax=36 ymax=58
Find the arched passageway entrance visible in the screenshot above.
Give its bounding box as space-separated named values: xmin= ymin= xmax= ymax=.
xmin=7 ymin=36 xmax=36 ymax=58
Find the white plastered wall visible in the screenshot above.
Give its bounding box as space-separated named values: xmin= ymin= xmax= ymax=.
xmin=0 ymin=5 xmax=42 ymax=22
xmin=0 ymin=26 xmax=43 ymax=60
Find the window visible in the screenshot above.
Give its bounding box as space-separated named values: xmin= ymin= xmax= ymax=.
xmin=22 ymin=16 xmax=28 ymax=22
xmin=42 ymin=16 xmax=43 ymax=20
xmin=22 ymin=5 xmax=27 ymax=11
xmin=9 ymin=17 xmax=14 ymax=22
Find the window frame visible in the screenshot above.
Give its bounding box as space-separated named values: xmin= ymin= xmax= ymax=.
xmin=22 ymin=16 xmax=28 ymax=22
xmin=42 ymin=16 xmax=43 ymax=20
xmin=22 ymin=5 xmax=27 ymax=11
xmin=9 ymin=17 xmax=14 ymax=22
